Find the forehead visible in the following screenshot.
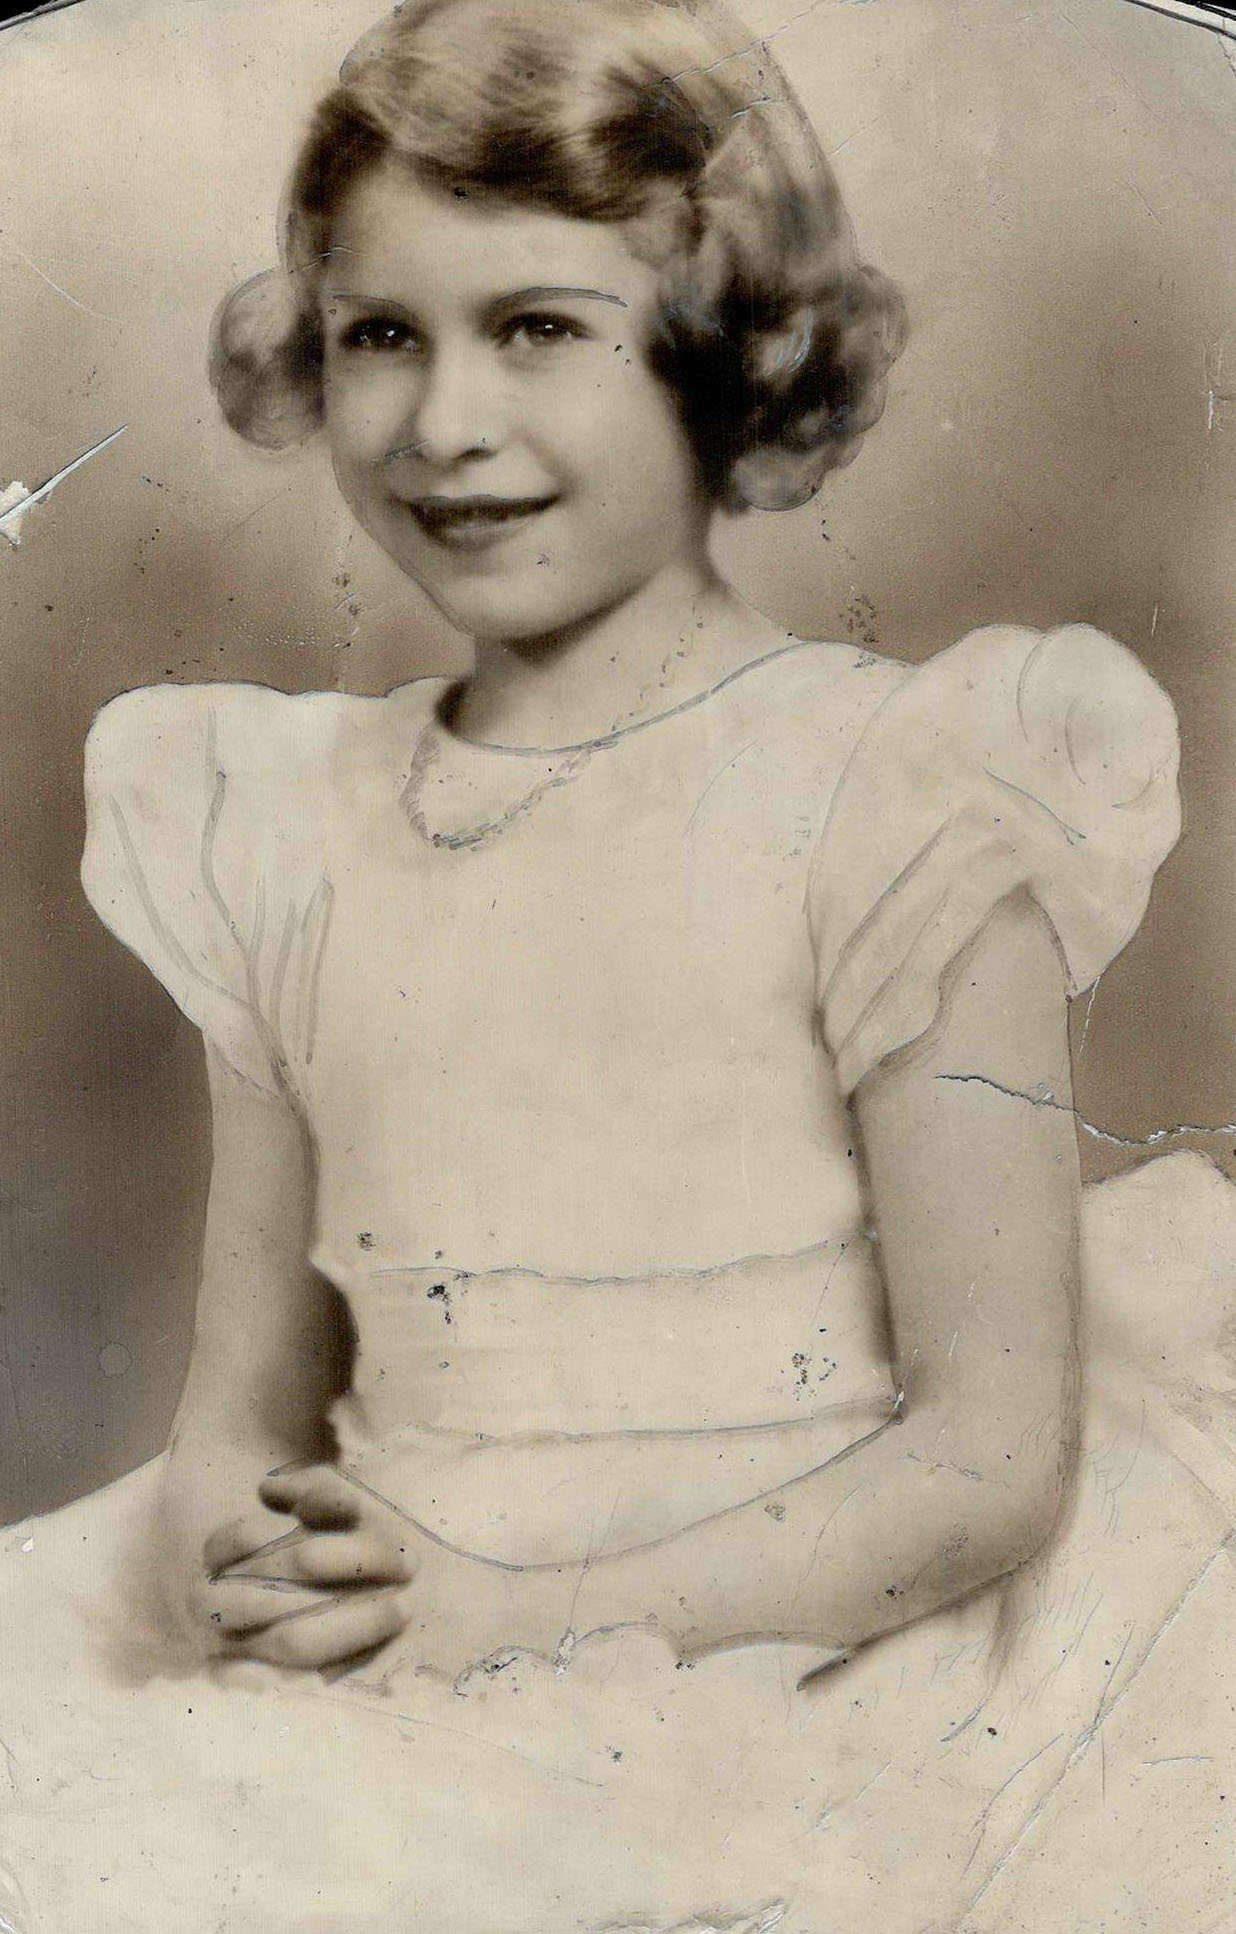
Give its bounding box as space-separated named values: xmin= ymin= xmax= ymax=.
xmin=326 ymin=161 xmax=661 ymax=310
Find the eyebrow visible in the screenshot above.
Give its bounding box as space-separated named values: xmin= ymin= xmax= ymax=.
xmin=511 ymin=286 xmax=628 ymax=308
xmin=325 ymin=285 xmax=628 ymax=309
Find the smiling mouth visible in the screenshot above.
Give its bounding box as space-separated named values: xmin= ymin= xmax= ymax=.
xmin=403 ymin=494 xmax=558 ymax=549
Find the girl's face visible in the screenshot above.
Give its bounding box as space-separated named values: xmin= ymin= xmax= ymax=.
xmin=320 ymin=163 xmax=710 ymax=644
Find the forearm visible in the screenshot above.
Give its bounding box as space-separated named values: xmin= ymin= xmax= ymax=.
xmin=400 ymin=1375 xmax=1069 ymax=1678
xmin=565 ymin=1385 xmax=1065 ymax=1657
xmin=156 ymin=1051 xmax=349 ymax=1635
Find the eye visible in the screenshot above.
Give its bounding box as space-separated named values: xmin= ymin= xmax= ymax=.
xmin=339 ymin=316 xmax=421 ymax=354
xmin=499 ymin=312 xmax=588 ymax=350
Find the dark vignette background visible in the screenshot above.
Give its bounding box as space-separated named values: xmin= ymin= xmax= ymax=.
xmin=3 ymin=0 xmax=1236 ymax=1521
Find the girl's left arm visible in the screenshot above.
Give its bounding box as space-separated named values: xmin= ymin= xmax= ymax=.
xmin=401 ymin=886 xmax=1081 ymax=1670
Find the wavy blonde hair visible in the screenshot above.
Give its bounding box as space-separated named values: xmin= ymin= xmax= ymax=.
xmin=210 ymin=0 xmax=906 ymax=511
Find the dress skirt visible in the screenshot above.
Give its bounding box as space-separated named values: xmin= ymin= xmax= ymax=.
xmin=1 ymin=1151 xmax=1233 ymax=1934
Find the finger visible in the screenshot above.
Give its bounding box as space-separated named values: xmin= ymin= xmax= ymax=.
xmin=231 ymin=1586 xmax=415 ymax=1670
xmin=203 ymin=1509 xmax=305 ymax=1577
xmin=282 ymin=1527 xmax=415 ymax=1588
xmin=257 ymin=1465 xmax=368 ymax=1530
xmin=190 ymin=1573 xmax=334 ymax=1636
xmin=208 ymin=1656 xmax=302 ymax=1694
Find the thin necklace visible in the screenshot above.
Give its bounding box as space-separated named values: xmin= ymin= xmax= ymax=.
xmin=399 ymin=635 xmax=814 ymax=851
xmin=400 ymin=729 xmax=600 ymax=851
xmin=448 ymin=635 xmax=814 ymax=757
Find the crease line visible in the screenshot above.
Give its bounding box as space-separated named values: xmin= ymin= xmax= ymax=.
xmin=937 ymin=1070 xmax=1236 ymax=1149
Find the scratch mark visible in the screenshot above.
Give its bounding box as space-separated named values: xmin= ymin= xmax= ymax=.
xmin=984 ymin=768 xmax=1086 ymax=844
xmin=794 ymin=1479 xmax=867 ymax=1596
xmin=668 ymin=0 xmax=837 ymax=81
xmin=964 ymin=1733 xmax=1065 ymax=1872
xmin=1 ymin=426 xmax=127 ymax=547
xmin=963 ymin=1541 xmax=1232 ymax=1917
xmin=1 ymin=228 xmax=122 ymax=318
xmin=938 ymin=1071 xmax=1236 ymax=1149
xmin=1144 ymin=1753 xmax=1215 ymax=1765
xmin=1076 ymin=975 xmax=1101 ymax=1060
xmin=685 ymin=740 xmax=758 ymax=834
xmin=827 ymin=112 xmax=889 ymax=159
xmin=0 ymin=1324 xmax=30 ymax=1496
xmin=322 ymin=1694 xmax=608 ymax=1788
xmin=1125 ymin=178 xmax=1165 ymax=229
xmin=217 ymin=486 xmax=295 ymax=548
xmin=940 ymin=1700 xmax=987 ymax=1744
xmin=809 ymin=1238 xmax=848 ymax=1330
xmin=604 ymin=1904 xmax=787 ymax=1934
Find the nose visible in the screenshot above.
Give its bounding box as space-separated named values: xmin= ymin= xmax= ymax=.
xmin=397 ymin=344 xmax=505 ymax=469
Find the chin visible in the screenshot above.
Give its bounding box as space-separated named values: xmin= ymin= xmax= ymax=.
xmin=413 ymin=566 xmax=629 ymax=647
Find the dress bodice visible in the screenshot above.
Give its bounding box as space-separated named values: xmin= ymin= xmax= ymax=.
xmin=83 ymin=639 xmax=907 ymax=1275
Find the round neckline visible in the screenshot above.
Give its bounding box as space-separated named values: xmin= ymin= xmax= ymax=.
xmin=425 ymin=636 xmax=821 ymax=760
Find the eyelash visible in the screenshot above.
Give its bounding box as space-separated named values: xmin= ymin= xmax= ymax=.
xmin=500 ymin=313 xmax=588 ymax=348
xmin=336 ymin=312 xmax=589 ymax=355
xmin=339 ymin=317 xmax=418 ymax=354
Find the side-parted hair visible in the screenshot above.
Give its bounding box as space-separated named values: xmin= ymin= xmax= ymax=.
xmin=210 ymin=0 xmax=907 ymax=511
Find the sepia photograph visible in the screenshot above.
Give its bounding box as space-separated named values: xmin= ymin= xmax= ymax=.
xmin=2 ymin=0 xmax=1236 ymax=1928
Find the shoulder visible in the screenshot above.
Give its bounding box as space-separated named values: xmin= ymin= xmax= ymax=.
xmin=808 ymin=623 xmax=1181 ymax=1095
xmin=81 ymin=671 xmax=447 ymax=916
xmin=79 ymin=676 xmax=448 ymax=1093
xmin=85 ymin=673 xmax=449 ymax=804
xmin=824 ymin=618 xmax=1181 ymax=885
xmin=873 ymin=622 xmax=1178 ymax=785
xmin=760 ymin=635 xmax=910 ymax=722
xmin=779 ymin=621 xmax=1178 ymax=788
xmin=736 ymin=635 xmax=911 ymax=773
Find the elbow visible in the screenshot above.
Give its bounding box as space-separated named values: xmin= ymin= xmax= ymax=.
xmin=909 ymin=1395 xmax=1077 ymax=1598
xmin=964 ymin=1429 xmax=1074 ymax=1588
xmin=982 ymin=1475 xmax=1063 ymax=1582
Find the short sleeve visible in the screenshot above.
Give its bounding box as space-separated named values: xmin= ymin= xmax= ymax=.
xmin=807 ymin=624 xmax=1181 ymax=1097
xmin=81 ymin=684 xmax=312 ymax=1097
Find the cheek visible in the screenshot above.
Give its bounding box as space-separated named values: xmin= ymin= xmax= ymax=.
xmin=323 ymin=361 xmax=415 ymax=464
xmin=592 ymin=377 xmax=700 ymax=515
xmin=549 ymin=353 xmax=696 ymax=495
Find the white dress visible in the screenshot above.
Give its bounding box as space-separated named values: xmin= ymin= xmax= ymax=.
xmin=1 ymin=623 xmax=1232 ymax=1934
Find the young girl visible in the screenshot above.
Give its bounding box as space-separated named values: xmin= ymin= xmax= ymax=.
xmin=4 ymin=2 xmax=1235 ymax=1929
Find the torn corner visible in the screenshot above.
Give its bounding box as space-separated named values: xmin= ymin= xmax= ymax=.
xmin=0 ymin=483 xmax=30 ymax=549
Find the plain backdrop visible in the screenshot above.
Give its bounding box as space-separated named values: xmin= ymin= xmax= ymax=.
xmin=2 ymin=0 xmax=1236 ymax=1520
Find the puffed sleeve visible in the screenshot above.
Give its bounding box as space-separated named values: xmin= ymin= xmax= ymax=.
xmin=807 ymin=624 xmax=1181 ymax=1097
xmin=81 ymin=683 xmax=312 ymax=1098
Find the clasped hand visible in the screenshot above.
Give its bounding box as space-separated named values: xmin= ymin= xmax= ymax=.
xmin=195 ymin=1464 xmax=417 ymax=1671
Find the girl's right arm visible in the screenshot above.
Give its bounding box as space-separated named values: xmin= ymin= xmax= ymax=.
xmin=157 ymin=1045 xmax=411 ymax=1662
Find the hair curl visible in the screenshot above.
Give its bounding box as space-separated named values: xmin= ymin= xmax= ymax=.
xmin=210 ymin=0 xmax=907 ymax=511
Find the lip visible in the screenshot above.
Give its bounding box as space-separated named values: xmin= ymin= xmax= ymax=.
xmin=401 ymin=494 xmax=558 ymax=551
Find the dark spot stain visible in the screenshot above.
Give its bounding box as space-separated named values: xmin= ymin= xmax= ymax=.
xmin=427 ymin=1282 xmax=452 ymax=1324
xmin=844 ymin=589 xmax=879 ymax=648
xmin=357 ymin=1231 xmax=375 ymax=1250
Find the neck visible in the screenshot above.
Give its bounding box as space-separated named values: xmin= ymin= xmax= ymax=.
xmin=448 ymin=556 xmax=786 ymax=750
